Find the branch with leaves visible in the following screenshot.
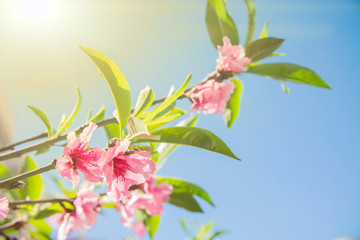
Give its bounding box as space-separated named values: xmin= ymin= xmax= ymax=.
xmin=0 ymin=0 xmax=330 ymax=239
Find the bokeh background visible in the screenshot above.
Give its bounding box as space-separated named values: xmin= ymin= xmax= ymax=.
xmin=0 ymin=0 xmax=359 ymax=239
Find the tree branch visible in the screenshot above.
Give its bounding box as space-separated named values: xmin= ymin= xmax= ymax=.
xmin=0 ymin=160 xmax=57 ymax=189
xmin=9 ymin=198 xmax=73 ymax=208
xmin=0 ymin=70 xmax=235 ymax=162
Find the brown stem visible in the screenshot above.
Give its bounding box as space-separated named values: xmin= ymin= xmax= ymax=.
xmin=0 ymin=219 xmax=23 ymax=232
xmin=9 ymin=198 xmax=73 ymax=208
xmin=0 ymin=70 xmax=235 ymax=162
xmin=0 ymin=160 xmax=57 ymax=189
xmin=0 ymin=132 xmax=48 ymax=153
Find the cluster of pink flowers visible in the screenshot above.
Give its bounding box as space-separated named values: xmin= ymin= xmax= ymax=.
xmin=54 ymin=121 xmax=170 ymax=238
xmin=187 ymin=80 xmax=235 ymax=115
xmin=0 ymin=195 xmax=9 ymax=218
xmin=114 ymin=177 xmax=173 ymax=236
xmin=187 ymin=36 xmax=251 ymax=115
xmin=55 ymin=122 xmax=156 ymax=203
xmin=51 ymin=183 xmax=100 ymax=240
xmin=216 ymin=36 xmax=251 ymax=73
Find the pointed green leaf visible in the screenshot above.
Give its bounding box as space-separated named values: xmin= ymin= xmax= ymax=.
xmin=127 ymin=115 xmax=159 ymax=140
xmin=157 ymin=177 xmax=214 ymax=207
xmin=224 ymin=79 xmax=243 ymax=129
xmin=144 ymin=73 xmax=192 ymax=124
xmin=0 ymin=164 xmax=20 ymax=200
xmin=18 ymin=156 xmax=44 ymax=200
xmin=86 ymin=108 xmax=92 ymax=122
xmin=281 ymin=82 xmax=290 ymax=94
xmin=90 ymin=105 xmax=105 ymax=123
xmin=34 ymin=203 xmax=63 ymax=219
xmin=146 ymin=215 xmax=160 ymax=239
xmin=244 ymin=0 xmax=256 ymax=47
xmin=245 ymin=37 xmax=284 ymax=62
xmin=0 ymin=164 xmax=12 ymax=181
xmin=246 ymin=63 xmax=331 ymax=89
xmin=259 ymin=21 xmax=268 ymax=39
xmin=139 ymin=126 xmax=240 ymax=160
xmin=55 ymin=86 xmax=82 ymax=136
xmin=206 ymin=0 xmax=239 ymax=48
xmin=28 ymin=106 xmax=53 ymax=137
xmin=169 ymin=192 xmax=203 ymax=213
xmin=180 ymin=219 xmax=191 ymax=235
xmin=29 ymin=219 xmax=51 ymax=236
xmin=209 ymin=230 xmax=228 ymax=240
xmin=133 ymin=86 xmax=154 ymax=116
xmin=147 ymin=113 xmax=184 ymax=132
xmin=104 ymin=123 xmax=120 ymax=140
xmin=156 ymin=115 xmax=199 ymax=170
xmin=79 ymin=45 xmax=131 ymax=139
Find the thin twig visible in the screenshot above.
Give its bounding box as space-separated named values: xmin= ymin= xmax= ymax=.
xmin=0 ymin=159 xmax=57 ymax=189
xmin=9 ymin=198 xmax=73 ymax=208
xmin=0 ymin=132 xmax=48 ymax=153
xmin=0 ymin=219 xmax=23 ymax=231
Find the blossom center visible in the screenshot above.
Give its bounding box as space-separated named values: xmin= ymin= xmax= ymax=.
xmin=112 ymin=156 xmax=131 ymax=179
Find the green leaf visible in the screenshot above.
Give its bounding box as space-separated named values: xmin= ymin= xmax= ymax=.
xmin=259 ymin=20 xmax=268 ymax=39
xmin=55 ymin=86 xmax=82 ymax=136
xmin=209 ymin=230 xmax=229 ymax=240
xmin=244 ymin=0 xmax=256 ymax=47
xmin=28 ymin=106 xmax=53 ymax=137
xmin=180 ymin=218 xmax=191 ymax=235
xmin=147 ymin=113 xmax=184 ymax=132
xmin=197 ymin=221 xmax=215 ymax=239
xmin=157 ymin=177 xmax=214 ymax=207
xmin=224 ymin=79 xmax=243 ymax=129
xmin=79 ymin=45 xmax=131 ymax=139
xmin=139 ymin=126 xmax=240 ymax=161
xmin=90 ymin=105 xmax=105 ymax=123
xmin=246 ymin=63 xmax=331 ymax=89
xmin=127 ymin=115 xmax=151 ymax=140
xmin=245 ymin=37 xmax=284 ymax=62
xmin=29 ymin=219 xmax=51 ymax=236
xmin=281 ymin=82 xmax=290 ymax=94
xmin=56 ymin=114 xmax=67 ymax=132
xmin=0 ymin=164 xmax=20 ymax=200
xmin=30 ymin=232 xmax=51 ymax=240
xmin=101 ymin=202 xmax=117 ymax=208
xmin=0 ymin=164 xmax=12 ymax=181
xmin=133 ymin=86 xmax=154 ymax=116
xmin=34 ymin=203 xmax=63 ymax=219
xmin=146 ymin=215 xmax=160 ymax=239
xmin=206 ymin=0 xmax=239 ymax=48
xmin=104 ymin=123 xmax=120 ymax=140
xmin=18 ymin=156 xmax=44 ymax=200
xmin=144 ymin=73 xmax=192 ymax=124
xmin=169 ymin=192 xmax=203 ymax=213
xmin=86 ymin=108 xmax=92 ymax=122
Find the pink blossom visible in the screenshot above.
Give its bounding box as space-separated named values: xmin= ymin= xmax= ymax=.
xmin=73 ymin=182 xmax=100 ymax=228
xmin=138 ymin=178 xmax=173 ymax=216
xmin=52 ymin=182 xmax=100 ymax=240
xmin=216 ymin=36 xmax=251 ymax=72
xmin=56 ymin=122 xmax=104 ymax=188
xmin=0 ymin=196 xmax=9 ymax=218
xmin=99 ymin=139 xmax=156 ymax=202
xmin=134 ymin=222 xmax=146 ymax=238
xmin=116 ymin=177 xmax=173 ymax=228
xmin=187 ymin=80 xmax=235 ymax=115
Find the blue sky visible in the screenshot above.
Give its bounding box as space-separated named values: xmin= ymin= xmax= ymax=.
xmin=0 ymin=0 xmax=359 ymax=239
